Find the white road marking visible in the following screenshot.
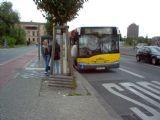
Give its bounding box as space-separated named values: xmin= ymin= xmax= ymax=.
xmin=102 ymin=83 xmax=160 ymax=120
xmin=152 ymin=81 xmax=160 ymax=86
xmin=25 ymin=67 xmax=45 ymax=70
xmin=119 ymin=68 xmax=144 ymax=79
xmin=137 ymin=81 xmax=160 ymax=94
xmin=120 ymin=82 xmax=160 ymax=108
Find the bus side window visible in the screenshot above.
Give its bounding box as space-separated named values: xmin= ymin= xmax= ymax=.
xmin=112 ymin=28 xmax=117 ymax=35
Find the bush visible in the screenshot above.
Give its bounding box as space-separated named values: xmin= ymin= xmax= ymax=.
xmin=10 ymin=26 xmax=26 ymax=45
xmin=1 ymin=36 xmax=16 ymax=47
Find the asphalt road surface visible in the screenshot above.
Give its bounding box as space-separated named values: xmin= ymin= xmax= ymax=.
xmin=0 ymin=46 xmax=36 ymax=65
xmin=81 ymin=55 xmax=160 ymax=120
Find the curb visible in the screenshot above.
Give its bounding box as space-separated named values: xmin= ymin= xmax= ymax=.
xmin=75 ymin=71 xmax=123 ymax=120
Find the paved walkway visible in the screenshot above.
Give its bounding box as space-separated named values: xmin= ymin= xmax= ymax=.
xmin=0 ymin=53 xmax=121 ymax=120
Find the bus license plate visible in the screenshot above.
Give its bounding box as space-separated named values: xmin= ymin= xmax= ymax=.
xmin=96 ymin=67 xmax=105 ymax=70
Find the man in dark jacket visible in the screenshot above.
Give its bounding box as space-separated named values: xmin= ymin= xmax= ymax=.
xmin=53 ymin=41 xmax=60 ymax=74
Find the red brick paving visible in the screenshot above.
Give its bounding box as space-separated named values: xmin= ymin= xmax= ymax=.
xmin=0 ymin=49 xmax=38 ymax=87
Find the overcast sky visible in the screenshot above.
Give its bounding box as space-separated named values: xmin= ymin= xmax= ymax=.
xmin=4 ymin=0 xmax=160 ymax=38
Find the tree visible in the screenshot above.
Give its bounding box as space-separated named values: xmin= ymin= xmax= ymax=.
xmin=33 ymin=0 xmax=88 ymax=25
xmin=45 ymin=16 xmax=53 ymax=36
xmin=33 ymin=0 xmax=88 ymax=76
xmin=11 ymin=25 xmax=26 ymax=45
xmin=0 ymin=1 xmax=26 ymax=46
xmin=0 ymin=1 xmax=19 ymax=36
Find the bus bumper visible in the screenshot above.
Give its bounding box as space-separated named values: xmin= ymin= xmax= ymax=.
xmin=77 ymin=62 xmax=120 ymax=70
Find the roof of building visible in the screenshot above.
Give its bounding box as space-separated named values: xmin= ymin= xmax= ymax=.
xmin=20 ymin=21 xmax=45 ymax=25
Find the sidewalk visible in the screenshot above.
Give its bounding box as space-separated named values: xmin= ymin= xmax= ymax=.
xmin=0 ymin=57 xmax=121 ymax=120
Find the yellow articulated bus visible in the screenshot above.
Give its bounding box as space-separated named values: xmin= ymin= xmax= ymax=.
xmin=70 ymin=27 xmax=121 ymax=71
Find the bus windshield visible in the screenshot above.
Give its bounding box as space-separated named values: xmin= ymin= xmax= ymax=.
xmin=79 ymin=35 xmax=119 ymax=57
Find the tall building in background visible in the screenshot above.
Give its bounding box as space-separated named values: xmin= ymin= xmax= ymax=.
xmin=20 ymin=21 xmax=46 ymax=43
xmin=127 ymin=23 xmax=139 ymax=38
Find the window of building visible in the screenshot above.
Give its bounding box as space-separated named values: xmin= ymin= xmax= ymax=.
xmin=28 ymin=31 xmax=30 ymax=35
xmin=33 ymin=38 xmax=35 ymax=41
xmin=37 ymin=38 xmax=39 ymax=43
xmin=37 ymin=31 xmax=39 ymax=36
xmin=32 ymin=31 xmax=35 ymax=36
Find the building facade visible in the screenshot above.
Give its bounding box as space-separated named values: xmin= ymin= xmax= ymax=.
xmin=20 ymin=21 xmax=46 ymax=44
xmin=127 ymin=23 xmax=139 ymax=38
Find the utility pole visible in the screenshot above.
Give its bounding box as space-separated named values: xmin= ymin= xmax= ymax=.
xmin=50 ymin=24 xmax=56 ymax=75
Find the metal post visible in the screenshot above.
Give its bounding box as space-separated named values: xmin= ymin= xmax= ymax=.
xmin=38 ymin=38 xmax=40 ymax=60
xmin=50 ymin=24 xmax=56 ymax=75
xmin=59 ymin=28 xmax=63 ymax=74
xmin=62 ymin=32 xmax=67 ymax=74
xmin=66 ymin=26 xmax=73 ymax=76
xmin=64 ymin=26 xmax=69 ymax=75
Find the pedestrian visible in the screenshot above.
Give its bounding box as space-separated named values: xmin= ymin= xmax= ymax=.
xmin=71 ymin=41 xmax=78 ymax=67
xmin=41 ymin=39 xmax=51 ymax=75
xmin=53 ymin=41 xmax=60 ymax=74
xmin=27 ymin=41 xmax=29 ymax=46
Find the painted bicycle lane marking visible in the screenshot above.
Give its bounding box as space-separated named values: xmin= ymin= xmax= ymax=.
xmin=102 ymin=81 xmax=160 ymax=120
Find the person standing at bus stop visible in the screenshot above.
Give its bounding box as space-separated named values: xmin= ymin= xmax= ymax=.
xmin=41 ymin=39 xmax=51 ymax=75
xmin=53 ymin=41 xmax=61 ymax=74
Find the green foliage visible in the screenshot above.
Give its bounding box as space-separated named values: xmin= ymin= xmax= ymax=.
xmin=1 ymin=36 xmax=16 ymax=47
xmin=11 ymin=25 xmax=26 ymax=45
xmin=33 ymin=0 xmax=88 ymax=25
xmin=122 ymin=37 xmax=151 ymax=46
xmin=0 ymin=37 xmax=3 ymax=45
xmin=0 ymin=1 xmax=25 ymax=46
xmin=45 ymin=19 xmax=53 ymax=35
xmin=0 ymin=1 xmax=20 ymax=35
xmin=123 ymin=38 xmax=134 ymax=46
xmin=0 ymin=1 xmax=19 ymax=23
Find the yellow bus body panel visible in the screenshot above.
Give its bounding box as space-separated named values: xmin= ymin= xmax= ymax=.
xmin=77 ymin=53 xmax=120 ymax=64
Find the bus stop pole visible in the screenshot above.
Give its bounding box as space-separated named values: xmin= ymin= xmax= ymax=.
xmin=38 ymin=38 xmax=40 ymax=60
xmin=50 ymin=24 xmax=56 ymax=75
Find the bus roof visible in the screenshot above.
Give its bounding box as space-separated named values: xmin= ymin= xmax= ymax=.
xmin=71 ymin=26 xmax=120 ymax=35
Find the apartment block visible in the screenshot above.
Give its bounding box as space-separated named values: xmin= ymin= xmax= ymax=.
xmin=127 ymin=23 xmax=139 ymax=38
xmin=20 ymin=21 xmax=46 ymax=43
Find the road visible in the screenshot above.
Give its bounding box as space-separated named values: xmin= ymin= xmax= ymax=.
xmin=0 ymin=46 xmax=38 ymax=87
xmin=1 ymin=46 xmax=160 ymax=120
xmin=81 ymin=55 xmax=160 ymax=120
xmin=0 ymin=46 xmax=36 ymax=65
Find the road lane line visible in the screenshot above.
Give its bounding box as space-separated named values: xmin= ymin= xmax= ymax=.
xmin=119 ymin=68 xmax=145 ymax=79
